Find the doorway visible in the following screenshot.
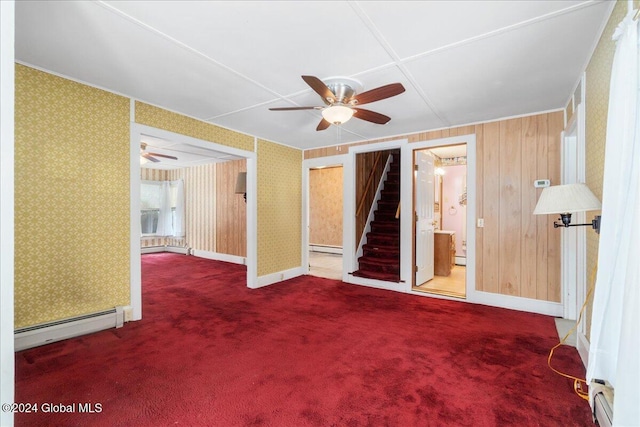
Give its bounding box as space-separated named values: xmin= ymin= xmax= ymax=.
xmin=130 ymin=123 xmax=257 ymax=320
xmin=302 ymin=154 xmax=347 ymax=281
xmin=412 ymin=144 xmax=467 ymax=298
xmin=400 ymin=136 xmax=475 ymax=300
xmin=308 ymin=165 xmax=343 ymax=280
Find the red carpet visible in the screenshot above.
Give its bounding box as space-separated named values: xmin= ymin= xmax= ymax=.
xmin=16 ymin=253 xmax=593 ymax=426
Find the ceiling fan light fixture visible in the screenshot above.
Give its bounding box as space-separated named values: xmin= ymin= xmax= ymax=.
xmin=322 ymin=105 xmax=354 ymax=125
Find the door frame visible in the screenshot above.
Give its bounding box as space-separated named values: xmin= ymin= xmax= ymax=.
xmin=301 ymin=154 xmax=347 ymax=278
xmin=344 ymin=139 xmax=407 ymax=291
xmin=402 ymin=135 xmax=476 ymax=299
xmin=561 ymin=102 xmax=587 ymax=322
xmin=130 ymin=122 xmax=257 ymax=321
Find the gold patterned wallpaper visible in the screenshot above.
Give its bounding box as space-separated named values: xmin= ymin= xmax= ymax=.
xmin=309 ymin=167 xmax=343 ymax=247
xmin=14 ymin=64 xmax=130 ymax=328
xmin=15 ymin=64 xmax=304 ymax=329
xmin=257 ymin=139 xmax=302 ymax=276
xmin=135 ymin=102 xmax=254 ymax=152
xmin=583 ymin=0 xmax=635 ymax=336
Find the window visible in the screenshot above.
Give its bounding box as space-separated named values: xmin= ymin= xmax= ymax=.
xmin=141 ymin=180 xmax=184 ymax=236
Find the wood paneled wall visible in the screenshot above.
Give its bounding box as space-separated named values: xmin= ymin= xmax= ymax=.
xmin=304 ymin=112 xmax=563 ymax=302
xmin=476 ymin=114 xmax=562 ymax=301
xmin=215 ymin=159 xmax=247 ymax=257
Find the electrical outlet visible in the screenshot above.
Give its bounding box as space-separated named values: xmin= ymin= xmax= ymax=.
xmin=477 ymin=218 xmax=484 ymax=228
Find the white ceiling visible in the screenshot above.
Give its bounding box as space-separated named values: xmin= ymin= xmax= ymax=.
xmin=139 ymin=135 xmax=244 ymax=169
xmin=15 ymin=1 xmax=613 ymax=152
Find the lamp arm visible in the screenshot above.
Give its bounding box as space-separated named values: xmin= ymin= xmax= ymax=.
xmin=553 ymin=214 xmax=601 ymax=234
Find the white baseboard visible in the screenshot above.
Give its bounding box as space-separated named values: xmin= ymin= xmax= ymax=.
xmin=166 ymin=246 xmax=189 ymax=255
xmin=191 ymin=249 xmax=245 ymax=265
xmin=577 ymin=332 xmax=589 ymax=368
xmin=15 ymin=307 xmax=124 ymax=351
xmin=469 ymin=290 xmax=563 ymax=317
xmin=141 ymin=245 xmax=189 ymax=255
xmin=141 ymin=246 xmax=165 ymax=254
xmin=310 ymin=245 xmax=343 ymax=255
xmin=254 ymin=266 xmax=304 ymax=289
xmin=455 ymin=256 xmax=467 ymax=266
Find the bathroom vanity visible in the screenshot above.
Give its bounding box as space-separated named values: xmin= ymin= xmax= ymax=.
xmin=434 ymin=230 xmax=456 ymax=276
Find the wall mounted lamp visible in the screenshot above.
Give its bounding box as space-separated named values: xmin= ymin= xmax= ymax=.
xmin=533 ymin=183 xmax=602 ymax=233
xmin=235 ymin=172 xmax=247 ymax=202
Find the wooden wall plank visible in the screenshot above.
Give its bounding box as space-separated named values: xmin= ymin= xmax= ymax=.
xmin=302 ymin=111 xmax=563 ymax=304
xmin=521 ymin=115 xmax=538 ymax=299
xmin=216 ymin=159 xmax=247 ymax=257
xmin=482 ymin=121 xmax=501 ymax=294
xmin=498 ymin=118 xmax=522 ymax=296
xmin=547 ymin=112 xmax=564 ymax=302
xmin=474 ymin=124 xmax=484 ymax=291
xmin=536 ymin=114 xmax=549 ymax=300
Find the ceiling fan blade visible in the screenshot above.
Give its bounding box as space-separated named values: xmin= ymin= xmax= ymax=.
xmin=350 ymin=83 xmax=405 ymax=106
xmin=269 ymin=106 xmax=323 ymax=111
xmin=147 ymin=152 xmax=178 ymax=160
xmin=316 ymin=118 xmax=331 ymax=131
xmin=353 ymin=108 xmax=391 ymax=125
xmin=142 ymin=152 xmax=160 ymax=163
xmin=302 ymin=75 xmax=336 ymax=104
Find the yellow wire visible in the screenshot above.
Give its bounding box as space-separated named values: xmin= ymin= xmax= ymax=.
xmin=547 ymin=263 xmax=598 ymax=400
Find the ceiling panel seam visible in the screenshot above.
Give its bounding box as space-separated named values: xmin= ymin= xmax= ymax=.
xmin=398 ymin=1 xmax=601 ymax=65
xmin=349 ymin=1 xmax=449 ymax=128
xmin=95 ymin=1 xmax=288 ymax=102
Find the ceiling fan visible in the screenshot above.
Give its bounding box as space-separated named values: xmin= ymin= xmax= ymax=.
xmin=140 ymin=142 xmax=178 ymax=163
xmin=269 ymin=75 xmax=405 ymax=131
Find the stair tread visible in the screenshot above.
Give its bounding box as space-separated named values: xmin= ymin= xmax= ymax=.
xmin=358 ymin=256 xmax=399 ymax=265
xmin=352 ymin=270 xmax=400 ymax=282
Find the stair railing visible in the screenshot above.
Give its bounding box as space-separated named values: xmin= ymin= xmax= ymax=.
xmin=355 ymin=154 xmax=395 ymax=263
xmin=355 ymin=151 xmax=382 ymax=217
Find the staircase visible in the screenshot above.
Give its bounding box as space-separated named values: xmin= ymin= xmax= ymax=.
xmin=352 ymin=154 xmax=401 ymax=282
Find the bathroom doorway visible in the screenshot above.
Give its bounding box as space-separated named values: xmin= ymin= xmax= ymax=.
xmin=413 ymin=143 xmax=467 ymax=298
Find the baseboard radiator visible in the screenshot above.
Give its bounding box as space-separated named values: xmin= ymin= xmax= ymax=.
xmin=590 ymin=380 xmax=613 ymax=427
xmin=15 ymin=307 xmax=124 ymax=352
xmin=141 ymin=245 xmax=190 ymax=255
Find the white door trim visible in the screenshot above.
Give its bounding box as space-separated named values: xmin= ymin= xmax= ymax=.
xmin=402 ymin=135 xmax=476 ymax=299
xmin=344 ymin=140 xmax=407 ymax=290
xmin=1 ymin=2 xmax=15 ymax=425
xmin=561 ymin=102 xmax=587 ymax=322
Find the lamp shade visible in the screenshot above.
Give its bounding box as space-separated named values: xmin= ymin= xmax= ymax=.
xmin=533 ymin=183 xmax=601 ymax=215
xmin=321 ymin=105 xmax=354 ymax=125
xmin=235 ymin=172 xmax=247 ymax=194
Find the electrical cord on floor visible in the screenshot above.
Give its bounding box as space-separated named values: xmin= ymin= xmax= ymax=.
xmin=547 ymin=264 xmax=597 ymax=401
